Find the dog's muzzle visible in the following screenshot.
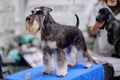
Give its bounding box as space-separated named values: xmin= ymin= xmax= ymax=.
xmin=25 ymin=15 xmax=44 ymax=35
xmin=96 ymin=16 xmax=105 ymax=23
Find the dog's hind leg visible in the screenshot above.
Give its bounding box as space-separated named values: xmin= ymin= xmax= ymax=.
xmin=82 ymin=51 xmax=93 ymax=68
xmin=56 ymin=48 xmax=67 ymax=77
xmin=77 ymin=47 xmax=93 ymax=68
xmin=43 ymin=48 xmax=54 ymax=74
xmin=74 ymin=35 xmax=93 ymax=68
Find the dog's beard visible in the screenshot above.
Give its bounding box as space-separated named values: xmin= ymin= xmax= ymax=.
xmin=25 ymin=20 xmax=40 ymax=35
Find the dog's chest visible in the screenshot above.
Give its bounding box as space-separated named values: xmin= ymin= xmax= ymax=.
xmin=41 ymin=40 xmax=57 ymax=49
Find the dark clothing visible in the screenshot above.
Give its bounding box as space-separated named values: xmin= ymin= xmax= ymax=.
xmin=0 ymin=56 xmax=3 ymax=79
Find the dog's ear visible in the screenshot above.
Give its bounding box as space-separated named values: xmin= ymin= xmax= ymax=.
xmin=40 ymin=6 xmax=52 ymax=16
xmin=104 ymin=8 xmax=110 ymax=15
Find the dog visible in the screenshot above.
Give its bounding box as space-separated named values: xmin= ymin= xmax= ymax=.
xmin=96 ymin=8 xmax=120 ymax=58
xmin=25 ymin=6 xmax=93 ymax=77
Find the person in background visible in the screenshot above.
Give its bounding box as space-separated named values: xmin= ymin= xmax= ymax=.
xmin=88 ymin=0 xmax=120 ymax=80
xmin=98 ymin=0 xmax=105 ymax=5
xmin=88 ymin=0 xmax=120 ymax=56
xmin=0 ymin=55 xmax=3 ymax=79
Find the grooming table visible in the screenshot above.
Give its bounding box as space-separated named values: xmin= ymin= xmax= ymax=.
xmin=5 ymin=62 xmax=104 ymax=80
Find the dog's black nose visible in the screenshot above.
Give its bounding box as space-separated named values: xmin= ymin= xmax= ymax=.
xmin=96 ymin=16 xmax=102 ymax=22
xmin=26 ymin=16 xmax=31 ymax=21
xmin=96 ymin=17 xmax=100 ymax=22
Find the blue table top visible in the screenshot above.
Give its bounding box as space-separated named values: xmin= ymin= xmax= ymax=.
xmin=5 ymin=62 xmax=104 ymax=80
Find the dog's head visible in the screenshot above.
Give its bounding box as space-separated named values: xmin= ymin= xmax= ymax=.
xmin=25 ymin=6 xmax=52 ymax=34
xmin=96 ymin=8 xmax=111 ymax=23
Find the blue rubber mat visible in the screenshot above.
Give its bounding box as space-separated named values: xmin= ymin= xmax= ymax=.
xmin=5 ymin=62 xmax=104 ymax=80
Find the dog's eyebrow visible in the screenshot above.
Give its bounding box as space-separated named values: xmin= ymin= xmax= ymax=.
xmin=36 ymin=8 xmax=41 ymax=11
xmin=31 ymin=8 xmax=42 ymax=14
xmin=34 ymin=8 xmax=42 ymax=11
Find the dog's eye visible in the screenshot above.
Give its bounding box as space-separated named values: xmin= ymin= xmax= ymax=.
xmin=31 ymin=10 xmax=34 ymax=14
xmin=36 ymin=11 xmax=43 ymax=14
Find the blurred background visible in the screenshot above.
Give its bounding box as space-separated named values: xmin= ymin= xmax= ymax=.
xmin=0 ymin=0 xmax=99 ymax=77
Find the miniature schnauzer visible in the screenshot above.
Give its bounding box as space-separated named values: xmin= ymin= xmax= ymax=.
xmin=96 ymin=8 xmax=120 ymax=58
xmin=25 ymin=6 xmax=93 ymax=77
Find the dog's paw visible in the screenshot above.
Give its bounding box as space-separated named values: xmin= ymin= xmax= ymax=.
xmin=56 ymin=69 xmax=67 ymax=77
xmin=43 ymin=69 xmax=53 ymax=74
xmin=43 ymin=72 xmax=49 ymax=75
xmin=84 ymin=61 xmax=93 ymax=68
xmin=68 ymin=61 xmax=77 ymax=67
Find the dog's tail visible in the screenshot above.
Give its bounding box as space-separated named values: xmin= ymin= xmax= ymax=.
xmin=75 ymin=14 xmax=79 ymax=27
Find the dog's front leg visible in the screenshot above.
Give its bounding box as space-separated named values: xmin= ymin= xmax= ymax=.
xmin=43 ymin=47 xmax=54 ymax=74
xmin=67 ymin=46 xmax=78 ymax=66
xmin=112 ymin=43 xmax=120 ymax=58
xmin=56 ymin=48 xmax=67 ymax=77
